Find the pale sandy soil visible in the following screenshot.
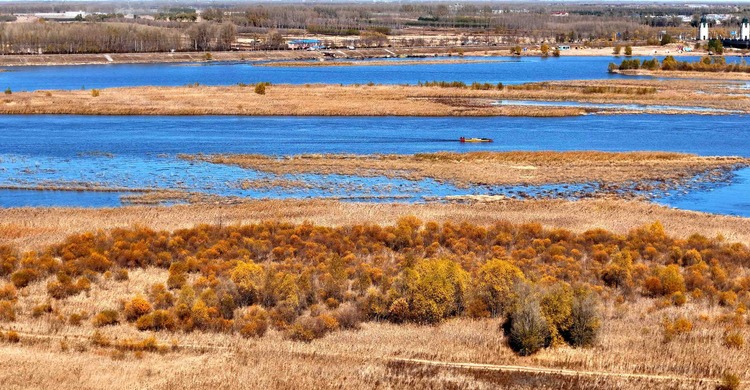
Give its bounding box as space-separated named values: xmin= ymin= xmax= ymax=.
xmin=551 ymin=45 xmax=706 ymax=57
xmin=0 ymin=45 xmax=716 ymax=67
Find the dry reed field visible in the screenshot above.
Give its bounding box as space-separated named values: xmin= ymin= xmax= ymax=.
xmin=0 ymin=214 xmax=749 ymax=389
xmin=185 ymin=151 xmax=749 ymax=189
xmin=2 ymin=80 xmax=747 ymax=116
xmin=0 ymin=307 xmax=747 ymax=389
xmin=2 ymin=198 xmax=750 ymax=251
xmin=616 ymin=69 xmax=750 ymax=81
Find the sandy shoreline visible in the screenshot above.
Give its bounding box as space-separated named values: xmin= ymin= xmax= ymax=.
xmin=0 ymin=45 xmax=719 ymax=68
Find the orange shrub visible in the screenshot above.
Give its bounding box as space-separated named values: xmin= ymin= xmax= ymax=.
xmin=10 ymin=268 xmax=39 ymax=288
xmin=0 ymin=284 xmax=17 ymax=301
xmin=0 ymin=300 xmax=16 ymax=322
xmin=124 ymin=296 xmax=153 ymax=322
xmin=135 ymin=310 xmax=176 ymax=331
xmin=93 ymin=310 xmax=119 ymax=327
xmin=723 ymin=331 xmax=745 ymax=349
xmin=234 ymin=305 xmax=269 ymax=338
xmin=0 ymin=218 xmax=746 ymax=343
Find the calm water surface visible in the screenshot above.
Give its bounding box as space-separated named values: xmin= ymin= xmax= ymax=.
xmin=1 ymin=114 xmax=748 ymax=215
xmin=0 ymin=55 xmax=719 ymax=91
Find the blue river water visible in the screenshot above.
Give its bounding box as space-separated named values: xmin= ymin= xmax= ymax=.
xmin=0 ymin=55 xmax=723 ymax=91
xmin=0 ymin=114 xmax=748 ymax=216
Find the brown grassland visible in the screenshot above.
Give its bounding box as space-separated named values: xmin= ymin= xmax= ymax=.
xmin=2 ymin=80 xmax=748 ymax=116
xmin=184 ymin=151 xmax=749 ymax=189
xmin=615 ymin=69 xmax=750 ymax=80
xmin=0 ymin=204 xmax=749 ymax=389
xmin=3 ymin=56 xmax=750 ymax=388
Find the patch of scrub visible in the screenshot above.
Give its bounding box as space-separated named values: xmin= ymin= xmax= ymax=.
xmin=493 ymin=100 xmax=743 ymax=114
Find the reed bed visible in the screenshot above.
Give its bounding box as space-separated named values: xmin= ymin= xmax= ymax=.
xmin=1 ymin=303 xmax=747 ymax=389
xmin=2 ymin=198 xmax=750 ymax=252
xmin=1 ymin=233 xmax=749 ymax=389
xmin=615 ymin=69 xmax=750 ymax=81
xmin=183 ymin=151 xmax=748 ymax=189
xmin=2 ymin=81 xmax=746 ymax=117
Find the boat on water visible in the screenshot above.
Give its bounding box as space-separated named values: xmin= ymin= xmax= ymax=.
xmin=459 ymin=137 xmax=493 ymax=143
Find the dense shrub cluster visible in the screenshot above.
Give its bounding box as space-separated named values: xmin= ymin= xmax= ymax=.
xmin=611 ymin=56 xmax=750 ymax=73
xmin=2 ymin=219 xmax=750 ymax=355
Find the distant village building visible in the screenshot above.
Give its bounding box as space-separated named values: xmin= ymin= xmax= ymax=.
xmin=722 ymin=16 xmax=750 ymax=49
xmin=698 ymin=16 xmax=709 ymax=41
xmin=287 ymin=39 xmax=322 ymax=50
xmin=30 ymin=11 xmax=88 ymax=21
xmin=551 ymin=12 xmax=569 ymax=17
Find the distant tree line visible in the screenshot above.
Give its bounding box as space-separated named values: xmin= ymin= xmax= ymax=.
xmin=1 ymin=2 xmax=747 ymax=54
xmin=0 ymin=21 xmax=235 ymax=54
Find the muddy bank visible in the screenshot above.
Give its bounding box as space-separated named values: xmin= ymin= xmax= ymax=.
xmin=0 ymin=46 xmax=498 ymax=67
xmin=613 ymin=68 xmax=750 ymax=80
xmin=0 ymin=44 xmax=716 ymax=67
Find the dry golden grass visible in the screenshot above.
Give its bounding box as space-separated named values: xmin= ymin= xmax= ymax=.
xmin=0 ymin=84 xmax=585 ymax=117
xmin=3 ymin=80 xmax=747 ymax=116
xmin=616 ymin=68 xmax=750 ymax=80
xmin=2 ymin=198 xmax=750 ymax=251
xmin=186 ymin=151 xmax=748 ymax=188
xmin=1 ymin=297 xmax=747 ymax=389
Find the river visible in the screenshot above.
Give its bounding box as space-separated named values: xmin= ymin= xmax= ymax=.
xmin=0 ymin=114 xmax=748 ymax=215
xmin=0 ymin=55 xmax=722 ymax=91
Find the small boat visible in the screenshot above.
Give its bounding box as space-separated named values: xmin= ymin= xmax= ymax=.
xmin=459 ymin=137 xmax=493 ymax=143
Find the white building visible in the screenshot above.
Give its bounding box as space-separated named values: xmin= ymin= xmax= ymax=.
xmin=698 ymin=15 xmax=709 ymax=41
xmin=741 ymin=17 xmax=750 ymax=40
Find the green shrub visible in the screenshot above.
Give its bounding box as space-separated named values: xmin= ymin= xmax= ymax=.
xmin=254 ymin=83 xmax=266 ymax=95
xmin=4 ymin=88 xmax=10 ymax=95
